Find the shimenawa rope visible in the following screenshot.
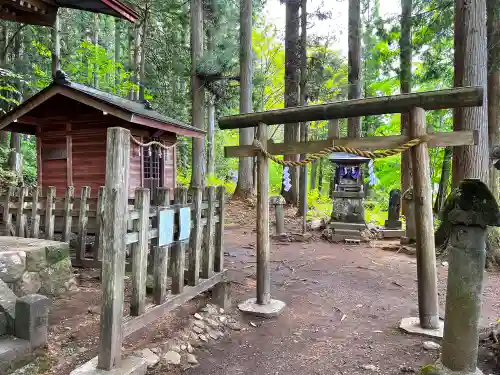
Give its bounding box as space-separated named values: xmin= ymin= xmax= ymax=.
xmin=130 ymin=135 xmax=177 ymax=150
xmin=252 ymin=136 xmax=426 ymax=167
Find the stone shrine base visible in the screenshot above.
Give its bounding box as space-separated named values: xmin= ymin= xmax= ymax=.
xmin=0 ymin=237 xmax=77 ymax=297
xmin=70 ymin=356 xmax=147 ymax=375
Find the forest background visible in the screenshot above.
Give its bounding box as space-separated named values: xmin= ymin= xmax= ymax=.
xmin=0 ymin=0 xmax=466 ymax=225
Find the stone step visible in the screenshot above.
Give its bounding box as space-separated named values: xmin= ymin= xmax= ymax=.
xmin=333 ymin=229 xmax=363 ymax=237
xmin=329 ymin=222 xmax=367 ymax=231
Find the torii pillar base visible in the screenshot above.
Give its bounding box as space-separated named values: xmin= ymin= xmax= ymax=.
xmin=421 ymin=360 xmax=483 ymax=375
xmin=399 ymin=317 xmax=444 ymax=338
xmin=238 ymin=298 xmax=286 ymax=318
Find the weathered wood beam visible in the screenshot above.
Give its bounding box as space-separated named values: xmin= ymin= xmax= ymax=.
xmin=224 ymin=130 xmax=478 ymax=158
xmin=218 ymin=87 xmax=483 ymax=129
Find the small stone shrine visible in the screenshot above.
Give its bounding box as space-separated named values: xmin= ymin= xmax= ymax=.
xmin=328 ymin=152 xmax=371 ymax=238
xmin=385 ymin=188 xmax=402 ymax=229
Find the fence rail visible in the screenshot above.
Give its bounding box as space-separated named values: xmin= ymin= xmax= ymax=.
xmin=0 ymin=184 xmax=225 ymax=271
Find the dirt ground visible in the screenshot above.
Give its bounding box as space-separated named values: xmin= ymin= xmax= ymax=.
xmin=21 ymin=200 xmax=500 ymax=375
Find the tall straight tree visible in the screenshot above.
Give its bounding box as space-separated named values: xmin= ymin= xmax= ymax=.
xmin=51 ymin=13 xmax=61 ymax=78
xmin=284 ymin=0 xmax=301 ymax=205
xmin=234 ymin=0 xmax=255 ymax=198
xmin=298 ymin=0 xmax=308 ymax=217
xmin=453 ymin=0 xmax=489 ymax=185
xmin=347 ymin=0 xmax=361 ymax=138
xmin=400 ymin=0 xmax=412 ymax=202
xmin=190 ymin=0 xmax=206 ymax=188
xmin=115 ymin=19 xmax=121 ymax=89
xmin=488 ymin=0 xmax=500 ymax=200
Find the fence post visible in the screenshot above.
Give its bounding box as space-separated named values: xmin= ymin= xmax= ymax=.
xmin=62 ymin=186 xmax=74 ymax=243
xmin=171 ymin=187 xmax=187 ymax=294
xmin=130 ymin=188 xmax=150 ymax=316
xmin=77 ymin=186 xmax=91 ymax=261
xmin=16 ymin=186 xmax=27 ymax=237
xmin=409 ymin=107 xmax=439 ymax=330
xmin=95 ymin=186 xmax=105 ymax=260
xmin=44 ymin=187 xmax=55 ymax=240
xmin=188 ymin=187 xmax=203 ymax=286
xmin=30 ymin=186 xmax=40 ymax=238
xmin=214 ymin=186 xmax=225 ymax=273
xmin=201 ymin=186 xmax=215 ymax=279
xmin=97 ymin=127 xmax=130 ymax=370
xmin=153 ymin=188 xmax=170 ymax=304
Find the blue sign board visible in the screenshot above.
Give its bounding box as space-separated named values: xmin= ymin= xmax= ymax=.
xmin=158 ymin=208 xmax=175 ymax=246
xmin=177 ymin=207 xmax=191 ymax=241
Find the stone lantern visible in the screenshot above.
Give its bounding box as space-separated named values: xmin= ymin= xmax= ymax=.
xmin=328 ymin=152 xmax=371 ymax=236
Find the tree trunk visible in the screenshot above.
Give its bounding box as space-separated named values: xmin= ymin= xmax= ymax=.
xmin=283 ymin=0 xmax=301 ymax=205
xmin=433 ymin=147 xmax=452 ymax=214
xmin=0 ymin=23 xmax=7 ymax=145
xmin=129 ymin=24 xmax=140 ymax=100
xmin=115 ymin=20 xmax=121 ymax=89
xmin=347 ymin=0 xmax=362 ymax=138
xmin=139 ymin=4 xmax=149 ymax=101
xmin=207 ymin=97 xmax=216 ymax=177
xmin=9 ymin=28 xmax=21 ymax=180
xmin=234 ymin=0 xmax=255 ymax=198
xmin=400 ymin=0 xmax=413 ymax=209
xmin=488 ymin=0 xmax=500 ymax=201
xmin=298 ymin=0 xmax=308 ymax=217
xmin=93 ymin=14 xmax=99 ymax=88
xmin=310 ymin=159 xmax=317 ymax=190
xmin=318 ymin=157 xmax=324 ymax=193
xmin=51 ymin=13 xmax=61 ymax=78
xmin=190 ymin=0 xmax=206 ymax=188
xmin=453 ymin=0 xmax=489 ymax=186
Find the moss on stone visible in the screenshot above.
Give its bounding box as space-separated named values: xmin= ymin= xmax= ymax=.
xmin=420 ymin=364 xmax=440 ymax=375
xmin=45 ymin=243 xmax=70 ymax=265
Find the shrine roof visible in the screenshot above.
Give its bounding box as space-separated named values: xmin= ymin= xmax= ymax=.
xmin=328 ymin=152 xmax=371 ymax=163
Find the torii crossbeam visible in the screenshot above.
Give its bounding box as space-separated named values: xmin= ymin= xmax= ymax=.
xmin=219 ymin=86 xmax=483 ymax=331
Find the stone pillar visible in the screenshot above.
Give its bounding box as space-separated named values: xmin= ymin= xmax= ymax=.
xmin=270 ymin=196 xmax=286 ymax=236
xmin=385 ymin=188 xmax=402 ymax=229
xmin=402 ymin=189 xmax=416 ymax=244
xmin=423 ymin=179 xmax=500 ymax=375
xmin=15 ymin=294 xmax=51 ymax=349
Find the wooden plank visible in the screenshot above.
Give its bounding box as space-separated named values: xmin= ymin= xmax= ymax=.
xmin=77 ymin=186 xmax=91 ymax=262
xmin=62 ymin=186 xmax=74 ymax=242
xmin=410 ymin=107 xmax=440 ymax=329
xmin=94 ymin=187 xmax=105 ymax=260
xmin=44 ymin=186 xmax=55 ymax=240
xmin=188 ymin=187 xmax=203 ymax=286
xmin=214 ymin=186 xmax=225 ymax=272
xmin=66 ymin=124 xmax=73 ymax=186
xmin=3 ymin=186 xmax=13 ymax=235
xmin=201 ymin=186 xmax=216 ymax=279
xmin=97 ymin=127 xmax=130 ymax=371
xmin=218 ymin=87 xmax=484 ymax=129
xmin=123 ymin=271 xmax=227 ymax=338
xmin=130 ymin=188 xmax=150 ymax=316
xmin=30 ymin=186 xmax=41 ymax=238
xmin=171 ymin=188 xmax=187 ymax=294
xmin=224 ymin=130 xmax=478 ymax=158
xmin=15 ymin=186 xmax=27 ymax=237
xmin=153 ymin=188 xmax=170 ymax=305
xmin=256 ymin=123 xmax=271 ymax=304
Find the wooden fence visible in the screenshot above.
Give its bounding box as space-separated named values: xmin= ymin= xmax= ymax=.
xmin=0 ymin=184 xmax=225 ymax=271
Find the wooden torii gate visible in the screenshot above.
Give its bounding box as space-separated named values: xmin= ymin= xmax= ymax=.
xmin=219 ymin=87 xmax=483 ymax=330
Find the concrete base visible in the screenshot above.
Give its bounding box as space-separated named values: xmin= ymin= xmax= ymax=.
xmin=70 ymin=356 xmax=147 ymax=375
xmin=421 ymin=359 xmax=483 ymax=375
xmin=238 ymin=298 xmax=286 ymax=318
xmin=399 ymin=317 xmax=444 ymax=338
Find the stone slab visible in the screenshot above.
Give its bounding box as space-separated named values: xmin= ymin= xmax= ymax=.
xmin=328 ymin=222 xmax=367 ymax=231
xmin=70 ymin=356 xmax=147 ymax=375
xmin=238 ymin=298 xmax=286 ymax=318
xmin=381 ymin=229 xmax=406 ymax=238
xmin=0 ymin=336 xmax=31 ymax=373
xmin=400 ymin=317 xmax=444 ymax=338
xmin=421 ymin=359 xmax=483 ymax=375
xmin=0 ymin=278 xmax=18 ymax=322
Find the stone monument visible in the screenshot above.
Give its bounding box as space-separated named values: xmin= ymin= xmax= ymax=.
xmin=385 ymin=189 xmax=402 ymax=229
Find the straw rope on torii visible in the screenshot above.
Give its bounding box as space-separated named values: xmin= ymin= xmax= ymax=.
xmin=252 ymin=135 xmax=426 ymax=167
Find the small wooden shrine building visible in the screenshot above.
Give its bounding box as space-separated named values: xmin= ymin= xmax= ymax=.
xmin=0 ymin=72 xmax=204 ymax=197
